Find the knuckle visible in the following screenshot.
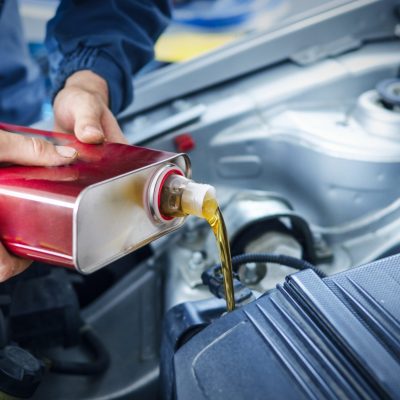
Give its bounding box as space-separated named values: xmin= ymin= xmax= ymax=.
xmin=79 ymin=91 xmax=101 ymax=108
xmin=93 ymin=92 xmax=105 ymax=105
xmin=28 ymin=137 xmax=48 ymax=159
xmin=81 ymin=92 xmax=104 ymax=112
xmin=78 ymin=90 xmax=93 ymax=103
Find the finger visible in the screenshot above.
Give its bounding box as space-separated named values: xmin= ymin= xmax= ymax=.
xmin=101 ymin=109 xmax=128 ymax=144
xmin=53 ymin=121 xmax=70 ymax=135
xmin=0 ymin=242 xmax=31 ymax=282
xmin=69 ymin=93 xmax=105 ymax=144
xmin=0 ymin=131 xmax=77 ymax=166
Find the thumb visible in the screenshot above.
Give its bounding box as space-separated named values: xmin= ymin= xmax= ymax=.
xmin=71 ymin=95 xmax=105 ymax=144
xmin=0 ymin=130 xmax=77 ymax=167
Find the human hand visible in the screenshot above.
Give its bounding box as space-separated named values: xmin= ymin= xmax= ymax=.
xmin=53 ymin=70 xmax=127 ymax=144
xmin=0 ymin=129 xmax=77 ymax=281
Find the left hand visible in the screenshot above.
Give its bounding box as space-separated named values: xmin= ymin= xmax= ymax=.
xmin=53 ymin=70 xmax=127 ymax=144
xmin=0 ymin=129 xmax=78 ymax=282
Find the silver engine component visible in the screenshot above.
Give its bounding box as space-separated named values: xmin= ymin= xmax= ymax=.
xmin=119 ymin=0 xmax=400 ymax=310
xmin=354 ymin=88 xmax=400 ymax=138
xmin=128 ymin=39 xmax=400 ymax=310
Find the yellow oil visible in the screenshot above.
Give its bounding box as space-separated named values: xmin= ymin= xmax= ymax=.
xmin=160 ymin=177 xmax=235 ymax=312
xmin=201 ymin=195 xmax=235 ymax=312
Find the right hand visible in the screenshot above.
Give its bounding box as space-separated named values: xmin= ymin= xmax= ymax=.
xmin=0 ymin=129 xmax=77 ymax=282
xmin=53 ymin=70 xmax=127 ymax=145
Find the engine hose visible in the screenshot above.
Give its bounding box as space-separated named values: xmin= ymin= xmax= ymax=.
xmin=45 ymin=324 xmax=110 ymax=376
xmin=228 ymin=253 xmax=327 ymax=278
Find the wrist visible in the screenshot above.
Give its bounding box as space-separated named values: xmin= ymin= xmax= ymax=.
xmin=64 ymin=70 xmax=109 ymax=106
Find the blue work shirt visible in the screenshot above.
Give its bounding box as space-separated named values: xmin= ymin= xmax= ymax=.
xmin=0 ymin=0 xmax=170 ymax=125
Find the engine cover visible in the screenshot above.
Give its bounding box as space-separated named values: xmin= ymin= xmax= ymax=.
xmin=171 ymin=255 xmax=400 ymax=399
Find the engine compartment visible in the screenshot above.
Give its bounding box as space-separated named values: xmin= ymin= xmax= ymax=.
xmin=1 ymin=1 xmax=400 ymax=398
xmin=138 ymin=40 xmax=400 ymax=310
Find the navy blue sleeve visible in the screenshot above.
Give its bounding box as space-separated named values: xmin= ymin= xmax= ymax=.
xmin=45 ymin=0 xmax=171 ymax=114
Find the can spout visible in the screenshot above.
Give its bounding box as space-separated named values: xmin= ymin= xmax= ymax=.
xmin=159 ymin=174 xmax=217 ymax=219
xmin=159 ymin=172 xmax=235 ymax=312
xmin=182 ymin=181 xmax=217 ymax=218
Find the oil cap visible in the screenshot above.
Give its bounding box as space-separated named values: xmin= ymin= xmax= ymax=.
xmin=0 ymin=345 xmax=44 ymax=398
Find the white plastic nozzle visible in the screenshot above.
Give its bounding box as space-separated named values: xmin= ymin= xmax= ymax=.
xmin=181 ymin=182 xmax=216 ymax=218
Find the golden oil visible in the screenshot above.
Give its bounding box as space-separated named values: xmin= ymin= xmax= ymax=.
xmin=160 ymin=175 xmax=235 ymax=311
xmin=201 ymin=195 xmax=235 ymax=311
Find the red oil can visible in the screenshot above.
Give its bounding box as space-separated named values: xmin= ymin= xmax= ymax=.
xmin=0 ymin=123 xmax=190 ymax=274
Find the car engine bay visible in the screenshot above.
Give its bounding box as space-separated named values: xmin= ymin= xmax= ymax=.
xmin=0 ymin=0 xmax=399 ymax=399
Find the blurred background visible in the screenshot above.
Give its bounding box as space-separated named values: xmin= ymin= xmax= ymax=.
xmin=17 ymin=0 xmax=326 ymax=120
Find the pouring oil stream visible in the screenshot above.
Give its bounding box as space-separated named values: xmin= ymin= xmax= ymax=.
xmin=160 ymin=175 xmax=235 ymax=311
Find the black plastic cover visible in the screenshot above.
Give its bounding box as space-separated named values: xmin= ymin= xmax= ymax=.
xmin=0 ymin=345 xmax=43 ymax=398
xmin=172 ymin=255 xmax=400 ymax=399
xmin=10 ymin=269 xmax=81 ymax=348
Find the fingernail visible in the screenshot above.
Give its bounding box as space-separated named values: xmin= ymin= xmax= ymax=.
xmin=55 ymin=146 xmax=77 ymax=158
xmin=82 ymin=125 xmax=104 ymax=140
